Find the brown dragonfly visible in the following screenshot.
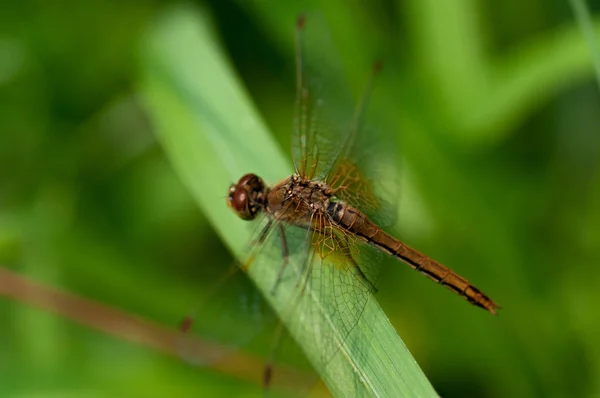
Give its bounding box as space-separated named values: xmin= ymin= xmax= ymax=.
xmin=183 ymin=13 xmax=498 ymax=393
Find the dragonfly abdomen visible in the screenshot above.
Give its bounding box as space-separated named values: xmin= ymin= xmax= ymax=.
xmin=327 ymin=201 xmax=499 ymax=314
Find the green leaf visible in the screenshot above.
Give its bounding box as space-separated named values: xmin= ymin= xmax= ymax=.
xmin=138 ymin=4 xmax=436 ymax=398
xmin=568 ymin=0 xmax=600 ymax=91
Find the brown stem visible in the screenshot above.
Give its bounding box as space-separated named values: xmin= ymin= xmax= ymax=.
xmin=0 ymin=266 xmax=315 ymax=392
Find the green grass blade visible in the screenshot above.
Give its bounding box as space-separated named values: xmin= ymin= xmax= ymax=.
xmin=138 ymin=4 xmax=437 ymax=397
xmin=568 ymin=0 xmax=600 ymax=91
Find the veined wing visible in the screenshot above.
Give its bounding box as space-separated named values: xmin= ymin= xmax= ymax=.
xmin=292 ymin=14 xmax=399 ymax=229
xmin=221 ymin=210 xmax=382 ymax=383
xmin=178 ymin=214 xmax=277 ymax=366
xmin=299 ymin=212 xmax=384 ymax=366
xmin=284 ymin=13 xmax=399 ymax=368
xmin=178 ymin=215 xmax=319 ymax=396
xmin=292 ymin=14 xmax=360 ymax=182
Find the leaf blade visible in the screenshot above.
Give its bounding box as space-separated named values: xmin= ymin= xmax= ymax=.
xmin=138 ymin=5 xmax=437 ymax=397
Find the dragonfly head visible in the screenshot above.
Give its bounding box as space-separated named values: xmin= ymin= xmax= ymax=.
xmin=227 ymin=173 xmax=267 ymax=221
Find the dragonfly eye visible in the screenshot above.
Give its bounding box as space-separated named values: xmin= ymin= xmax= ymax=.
xmin=237 ymin=173 xmax=265 ymax=193
xmin=227 ymin=186 xmax=259 ymax=220
xmin=227 ymin=174 xmax=265 ymax=221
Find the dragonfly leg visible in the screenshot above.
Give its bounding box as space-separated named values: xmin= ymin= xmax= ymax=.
xmin=243 ymin=219 xmax=274 ymax=272
xmin=262 ymin=319 xmax=286 ymax=391
xmin=270 ymin=223 xmax=290 ymax=296
xmin=254 ymin=218 xmax=274 ymax=246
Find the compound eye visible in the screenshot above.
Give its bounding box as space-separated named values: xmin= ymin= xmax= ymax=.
xmin=228 ymin=187 xmax=254 ymax=220
xmin=238 ymin=173 xmax=258 ymax=187
xmin=227 ymin=186 xmax=236 ymax=202
xmin=237 ymin=173 xmax=264 ymax=194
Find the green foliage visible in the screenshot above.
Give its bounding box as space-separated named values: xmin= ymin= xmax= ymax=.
xmin=1 ymin=1 xmax=600 ymax=397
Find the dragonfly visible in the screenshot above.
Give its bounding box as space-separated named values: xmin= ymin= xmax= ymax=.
xmin=183 ymin=13 xmax=499 ymax=394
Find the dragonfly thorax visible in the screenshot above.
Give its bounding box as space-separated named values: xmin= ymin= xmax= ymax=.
xmin=263 ymin=174 xmax=335 ymax=228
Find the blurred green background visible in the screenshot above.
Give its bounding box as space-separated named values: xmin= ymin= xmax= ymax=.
xmin=2 ymin=0 xmax=600 ymax=397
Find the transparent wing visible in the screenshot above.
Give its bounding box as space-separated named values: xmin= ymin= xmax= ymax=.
xmin=306 ymin=216 xmax=383 ymax=365
xmin=292 ymin=14 xmax=399 ymax=229
xmin=324 ymin=58 xmax=399 ymax=229
xmin=326 ymin=152 xmax=398 ymax=229
xmin=178 ymin=215 xmax=277 ymax=367
xmin=262 ymin=209 xmax=382 ymax=369
xmin=287 ymin=13 xmax=399 ymax=368
xmin=178 ymin=214 xmax=321 ymax=397
xmin=292 ymin=13 xmax=355 ymax=181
